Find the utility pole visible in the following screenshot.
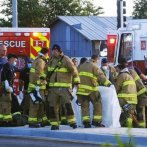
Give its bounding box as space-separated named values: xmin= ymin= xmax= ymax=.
xmin=12 ymin=0 xmax=18 ymax=27
xmin=117 ymin=0 xmax=126 ymax=29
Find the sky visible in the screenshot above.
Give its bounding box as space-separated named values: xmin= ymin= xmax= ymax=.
xmin=93 ymin=0 xmax=134 ymax=16
xmin=0 ymin=0 xmax=134 ymax=18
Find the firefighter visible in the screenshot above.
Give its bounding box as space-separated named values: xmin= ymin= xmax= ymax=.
xmin=115 ymin=62 xmax=137 ymax=128
xmin=101 ymin=58 xmax=117 ymax=84
xmin=41 ymin=44 xmax=80 ymax=130
xmin=0 ymin=53 xmax=20 ymax=126
xmin=19 ymin=58 xmax=33 ymax=115
xmin=0 ymin=45 xmax=8 ymax=125
xmin=72 ymin=58 xmax=78 ymax=67
xmin=28 ymin=48 xmax=49 ymax=128
xmin=119 ymin=58 xmax=147 ymax=128
xmin=77 ymin=54 xmax=112 ymax=128
xmin=77 ymin=57 xmax=88 ymax=70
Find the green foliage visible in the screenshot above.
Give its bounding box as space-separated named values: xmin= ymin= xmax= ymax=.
xmin=0 ymin=0 xmax=104 ymax=27
xmin=133 ymin=0 xmax=147 ymax=19
xmin=101 ymin=128 xmax=138 ymax=147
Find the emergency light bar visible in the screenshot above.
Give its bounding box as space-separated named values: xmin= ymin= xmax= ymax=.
xmin=33 ymin=32 xmax=38 ymax=36
xmin=24 ymin=33 xmax=30 ymax=36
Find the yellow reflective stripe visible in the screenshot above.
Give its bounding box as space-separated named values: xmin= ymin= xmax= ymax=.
xmin=42 ymin=73 xmax=47 ymax=78
xmin=134 ymin=75 xmax=140 ymax=81
xmin=74 ymin=77 xmax=80 ymax=82
xmin=0 ymin=114 xmax=3 ymax=118
xmin=61 ymin=117 xmax=66 ymax=121
xmin=68 ymin=118 xmax=76 ymax=123
xmin=58 ymin=68 xmax=69 ymax=72
xmin=104 ymin=80 xmax=111 ymax=86
xmin=50 ymin=122 xmax=59 ymax=125
xmin=40 ymin=85 xmax=46 ymax=90
xmin=118 ymin=93 xmax=137 ymax=104
xmin=49 ymin=82 xmax=71 ymax=87
xmin=82 ymin=116 xmax=90 ymax=121
xmin=93 ymin=115 xmax=102 ymax=120
xmin=79 ymin=72 xmax=97 ymax=80
xmin=43 ymin=117 xmax=48 ymax=121
xmin=3 ymin=114 xmax=12 ymax=119
xmin=118 ymin=93 xmax=137 ymax=98
xmin=12 ymin=112 xmax=21 ymax=116
xmin=30 ymin=68 xmax=35 ymax=73
xmin=48 ymin=67 xmax=69 ymax=72
xmin=76 ymin=92 xmax=89 ymax=96
xmin=123 ymin=81 xmax=135 ymax=87
xmin=28 ymin=117 xmax=37 ymax=122
xmin=138 ymin=122 xmax=146 ymax=127
xmin=137 ymin=87 xmax=146 ymax=96
xmin=80 ymin=85 xmax=98 ymax=91
xmin=37 ymin=119 xmax=42 ymax=122
xmin=28 ymin=83 xmax=36 ymax=88
xmin=36 ymin=80 xmax=41 ymax=85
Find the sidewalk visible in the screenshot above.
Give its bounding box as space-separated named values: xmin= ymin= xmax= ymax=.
xmin=0 ymin=126 xmax=147 ymax=146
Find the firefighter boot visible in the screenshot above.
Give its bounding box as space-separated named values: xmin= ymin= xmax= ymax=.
xmin=51 ymin=125 xmax=59 ymax=130
xmin=12 ymin=115 xmax=23 ymax=126
xmin=21 ymin=115 xmax=28 ymax=126
xmin=29 ymin=123 xmax=41 ymax=128
xmin=92 ymin=121 xmax=105 ymax=127
xmin=83 ymin=122 xmax=91 ymax=128
xmin=61 ymin=119 xmax=68 ymax=125
xmin=70 ymin=123 xmax=77 ymax=129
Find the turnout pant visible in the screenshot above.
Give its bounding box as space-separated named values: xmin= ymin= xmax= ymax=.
xmin=119 ymin=98 xmax=136 ymax=127
xmin=0 ymin=92 xmax=12 ymax=122
xmin=21 ymin=92 xmax=30 ymax=115
xmin=28 ymin=90 xmax=47 ymax=124
xmin=77 ymin=91 xmax=102 ymax=124
xmin=136 ymin=106 xmax=146 ymax=128
xmin=48 ymin=87 xmax=76 ymax=126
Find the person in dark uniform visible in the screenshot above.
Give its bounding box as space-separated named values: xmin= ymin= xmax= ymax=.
xmin=19 ymin=58 xmax=33 ymax=115
xmin=0 ymin=53 xmax=18 ymax=126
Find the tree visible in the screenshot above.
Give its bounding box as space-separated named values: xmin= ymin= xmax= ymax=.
xmin=0 ymin=0 xmax=104 ymax=27
xmin=133 ymin=0 xmax=147 ymax=19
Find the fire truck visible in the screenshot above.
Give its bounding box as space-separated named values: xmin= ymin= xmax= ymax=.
xmin=107 ymin=19 xmax=147 ymax=73
xmin=0 ymin=28 xmax=50 ymax=94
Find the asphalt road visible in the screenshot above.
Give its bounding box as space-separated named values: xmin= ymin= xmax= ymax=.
xmin=0 ymin=136 xmax=100 ymax=147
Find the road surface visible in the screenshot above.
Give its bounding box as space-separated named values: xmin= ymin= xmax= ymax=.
xmin=0 ymin=136 xmax=101 ymax=147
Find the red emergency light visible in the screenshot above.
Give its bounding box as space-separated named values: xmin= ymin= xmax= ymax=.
xmin=110 ymin=38 xmax=115 ymax=44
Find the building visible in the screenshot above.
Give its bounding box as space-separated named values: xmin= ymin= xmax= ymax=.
xmin=49 ymin=16 xmax=117 ymax=58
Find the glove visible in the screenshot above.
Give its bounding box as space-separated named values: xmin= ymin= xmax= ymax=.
xmin=36 ymin=86 xmax=40 ymax=92
xmin=110 ymin=84 xmax=115 ymax=90
xmin=10 ymin=87 xmax=13 ymax=93
xmin=4 ymin=80 xmax=10 ymax=90
xmin=19 ymin=91 xmax=23 ymax=100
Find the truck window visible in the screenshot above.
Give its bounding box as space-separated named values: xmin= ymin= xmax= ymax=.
xmin=119 ymin=33 xmax=133 ymax=62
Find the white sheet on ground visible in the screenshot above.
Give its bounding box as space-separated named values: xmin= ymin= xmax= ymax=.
xmin=72 ymin=86 xmax=121 ymax=128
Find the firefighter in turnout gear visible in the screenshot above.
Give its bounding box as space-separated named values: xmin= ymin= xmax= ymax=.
xmin=77 ymin=54 xmax=112 ymax=128
xmin=28 ymin=48 xmax=49 ymax=128
xmin=115 ymin=62 xmax=137 ymax=128
xmin=41 ymin=44 xmax=80 ymax=130
xmin=119 ymin=58 xmax=147 ymax=128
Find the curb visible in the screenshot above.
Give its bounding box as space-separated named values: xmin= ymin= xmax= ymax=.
xmin=0 ymin=127 xmax=146 ymax=146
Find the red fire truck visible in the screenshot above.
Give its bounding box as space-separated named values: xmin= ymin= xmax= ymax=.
xmin=0 ymin=28 xmax=50 ymax=94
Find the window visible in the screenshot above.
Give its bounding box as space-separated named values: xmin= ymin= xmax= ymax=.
xmin=119 ymin=33 xmax=133 ymax=62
